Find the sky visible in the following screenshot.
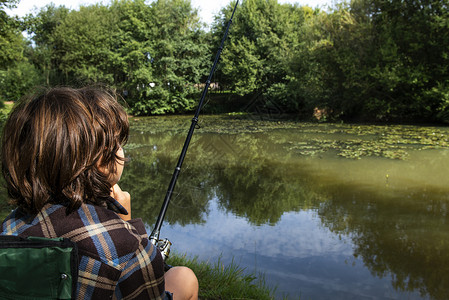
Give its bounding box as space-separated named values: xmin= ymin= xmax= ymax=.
xmin=7 ymin=0 xmax=333 ymax=26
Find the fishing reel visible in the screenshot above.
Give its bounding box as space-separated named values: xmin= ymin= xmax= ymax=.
xmin=157 ymin=238 xmax=172 ymax=261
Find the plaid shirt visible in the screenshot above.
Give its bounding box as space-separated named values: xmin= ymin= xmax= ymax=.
xmin=1 ymin=201 xmax=167 ymax=300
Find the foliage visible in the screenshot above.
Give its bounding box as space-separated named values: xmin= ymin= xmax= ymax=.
xmin=367 ymin=0 xmax=449 ymax=122
xmin=131 ymin=0 xmax=210 ymax=115
xmin=213 ymin=0 xmax=310 ymax=113
xmin=24 ymin=4 xmax=69 ymax=86
xmin=296 ymin=2 xmax=376 ymax=118
xmin=281 ymin=0 xmax=449 ymax=122
xmin=2 ymin=0 xmax=449 ymax=121
xmin=0 ymin=58 xmax=42 ymax=101
xmin=0 ymin=1 xmax=44 ymax=102
xmin=21 ymin=0 xmax=209 ymax=115
xmin=211 ymin=0 xmax=449 ymax=122
xmin=0 ymin=99 xmax=13 ymax=220
xmin=108 ymin=0 xmax=154 ymax=109
xmin=52 ymin=4 xmax=116 ymax=85
xmin=0 ymin=0 xmax=22 ymax=69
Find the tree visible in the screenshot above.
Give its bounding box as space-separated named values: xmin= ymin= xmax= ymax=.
xmin=1 ymin=1 xmax=43 ymax=102
xmin=280 ymin=0 xmax=449 ymax=122
xmin=367 ymin=0 xmax=449 ymax=122
xmin=50 ymin=4 xmax=116 ymax=85
xmin=25 ymin=4 xmax=69 ymax=85
xmin=0 ymin=0 xmax=23 ymax=69
xmin=133 ymin=0 xmax=210 ymax=115
xmin=25 ymin=0 xmax=209 ymax=115
xmin=291 ymin=2 xmax=377 ymax=120
xmin=212 ymin=0 xmax=310 ymax=113
xmin=108 ymin=0 xmax=154 ymax=108
xmin=0 ymin=56 xmax=42 ymax=101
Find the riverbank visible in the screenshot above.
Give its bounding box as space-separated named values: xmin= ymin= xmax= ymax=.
xmin=168 ymin=252 xmax=277 ymax=299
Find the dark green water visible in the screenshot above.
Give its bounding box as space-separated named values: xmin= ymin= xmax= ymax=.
xmin=2 ymin=115 xmax=449 ymax=299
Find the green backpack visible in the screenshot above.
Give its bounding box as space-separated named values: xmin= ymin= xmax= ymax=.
xmin=0 ymin=235 xmax=78 ymax=300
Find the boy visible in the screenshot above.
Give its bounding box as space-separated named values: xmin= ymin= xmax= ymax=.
xmin=0 ymin=87 xmax=198 ymax=299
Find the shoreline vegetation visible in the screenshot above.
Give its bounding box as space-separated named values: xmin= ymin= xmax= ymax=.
xmin=2 ymin=0 xmax=449 ymax=123
xmin=169 ymin=253 xmax=278 ymax=299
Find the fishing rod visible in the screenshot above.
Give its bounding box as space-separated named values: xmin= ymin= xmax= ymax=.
xmin=150 ymin=1 xmax=239 ymax=256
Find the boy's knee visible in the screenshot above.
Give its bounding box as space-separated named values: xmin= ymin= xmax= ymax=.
xmin=174 ymin=266 xmax=198 ymax=289
xmin=165 ymin=266 xmax=198 ymax=300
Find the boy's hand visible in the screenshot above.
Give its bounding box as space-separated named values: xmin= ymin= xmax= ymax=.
xmin=111 ymin=184 xmax=131 ymax=221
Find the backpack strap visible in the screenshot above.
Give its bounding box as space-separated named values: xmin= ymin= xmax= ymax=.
xmin=0 ymin=235 xmax=78 ymax=300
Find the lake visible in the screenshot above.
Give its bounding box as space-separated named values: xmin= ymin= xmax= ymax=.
xmin=2 ymin=114 xmax=449 ymax=299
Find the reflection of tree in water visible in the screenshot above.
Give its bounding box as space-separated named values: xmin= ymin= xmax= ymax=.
xmin=318 ymin=184 xmax=449 ymax=300
xmin=213 ymin=156 xmax=320 ymax=226
xmin=120 ymin=145 xmax=213 ymax=226
xmin=121 ymin=131 xmax=321 ymax=227
xmin=122 ymin=121 xmax=449 ymax=299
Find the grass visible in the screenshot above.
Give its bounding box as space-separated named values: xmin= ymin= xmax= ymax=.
xmin=168 ymin=253 xmax=277 ymax=300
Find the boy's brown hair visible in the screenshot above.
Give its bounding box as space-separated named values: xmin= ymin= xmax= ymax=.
xmin=1 ymin=87 xmax=129 ymax=215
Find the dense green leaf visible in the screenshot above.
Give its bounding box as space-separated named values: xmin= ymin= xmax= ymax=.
xmin=2 ymin=0 xmax=449 ymax=122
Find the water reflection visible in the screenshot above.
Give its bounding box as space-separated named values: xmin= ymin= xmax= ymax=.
xmin=120 ymin=117 xmax=449 ymax=299
xmin=318 ymin=180 xmax=449 ymax=299
xmin=160 ymin=201 xmax=421 ymax=299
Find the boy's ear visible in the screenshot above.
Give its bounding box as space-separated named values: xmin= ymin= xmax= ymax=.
xmin=96 ymin=159 xmax=109 ymax=176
